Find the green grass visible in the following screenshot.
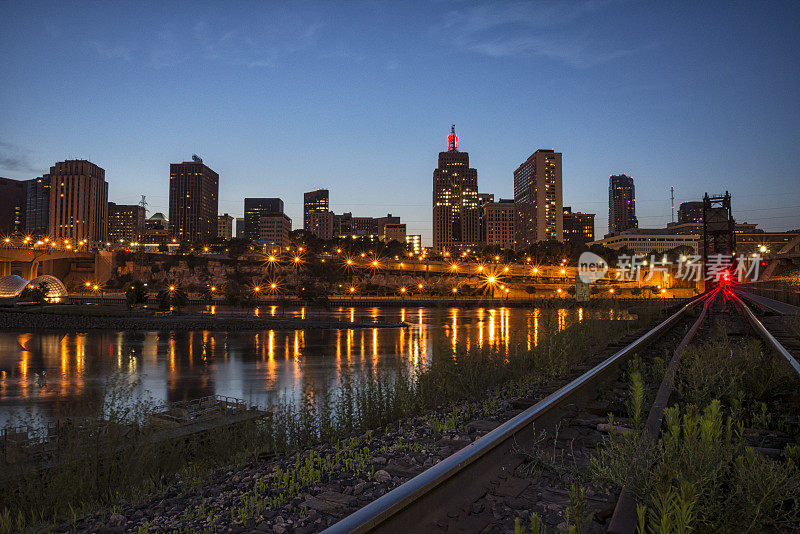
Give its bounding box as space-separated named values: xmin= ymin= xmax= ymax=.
xmin=592 ymin=325 xmax=800 ymax=533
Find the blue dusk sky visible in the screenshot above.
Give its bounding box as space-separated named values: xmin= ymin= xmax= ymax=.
xmin=1 ymin=1 xmax=798 ymax=245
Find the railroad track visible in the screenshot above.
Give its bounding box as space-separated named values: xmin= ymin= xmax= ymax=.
xmin=322 ymin=294 xmax=710 ymax=533
xmin=323 ymin=287 xmax=800 ymax=534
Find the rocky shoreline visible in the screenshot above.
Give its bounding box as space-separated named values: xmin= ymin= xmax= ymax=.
xmin=0 ymin=309 xmax=406 ymax=332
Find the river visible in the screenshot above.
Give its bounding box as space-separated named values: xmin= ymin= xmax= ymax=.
xmin=0 ymin=305 xmax=632 ymax=427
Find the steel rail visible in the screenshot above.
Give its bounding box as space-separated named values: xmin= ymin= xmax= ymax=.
xmin=322 ymin=294 xmax=709 ymax=534
xmin=736 ymin=289 xmax=800 ymax=317
xmin=734 ymin=290 xmax=800 ymax=378
xmin=607 ymin=288 xmax=717 ymax=534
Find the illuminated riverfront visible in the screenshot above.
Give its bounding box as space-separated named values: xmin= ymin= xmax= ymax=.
xmin=0 ymin=305 xmax=632 ymax=426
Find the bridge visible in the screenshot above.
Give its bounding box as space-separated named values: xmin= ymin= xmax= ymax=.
xmin=761 ymin=233 xmax=800 ymax=279
xmin=0 ymin=247 xmax=113 ymax=284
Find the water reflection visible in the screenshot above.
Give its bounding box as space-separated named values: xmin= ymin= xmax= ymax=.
xmin=0 ymin=306 xmax=632 ymax=426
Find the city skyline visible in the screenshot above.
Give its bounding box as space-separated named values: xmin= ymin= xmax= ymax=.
xmin=1 ymin=2 xmax=799 ymax=245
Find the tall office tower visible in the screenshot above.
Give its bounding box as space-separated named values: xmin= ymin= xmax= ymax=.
xmin=608 ymin=174 xmax=638 ymax=235
xmin=562 ymin=207 xmax=595 ymax=245
xmin=485 ymin=199 xmax=516 ymax=250
xmin=477 ymin=193 xmax=495 ymax=243
xmin=0 ymin=177 xmax=29 ymax=236
xmin=235 ymin=217 xmax=244 ymax=238
xmin=48 ymin=160 xmax=109 ymax=243
xmin=432 ymin=125 xmax=479 ymax=253
xmin=26 ymin=175 xmax=51 ymax=236
xmin=303 ymin=189 xmax=329 ymax=231
xmin=513 ymin=149 xmax=563 ymax=251
xmin=168 ymin=156 xmax=219 ymax=243
xmin=244 ymin=198 xmax=284 ymax=242
xmin=217 ymin=213 xmax=233 ymax=240
xmin=107 ymin=202 xmax=145 ymax=244
xmin=678 ymin=201 xmax=704 ymax=224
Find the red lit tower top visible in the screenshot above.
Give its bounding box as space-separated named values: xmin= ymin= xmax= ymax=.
xmin=447 ymin=124 xmax=458 ymax=151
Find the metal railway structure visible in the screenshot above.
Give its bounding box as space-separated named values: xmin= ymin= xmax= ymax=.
xmin=324 ymin=284 xmax=800 ymax=533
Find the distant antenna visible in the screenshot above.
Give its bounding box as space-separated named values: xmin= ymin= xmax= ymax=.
xmin=670 ymin=186 xmax=675 ymax=223
xmin=139 ymin=195 xmax=149 ymax=214
xmin=192 ymin=154 xmax=203 ymax=163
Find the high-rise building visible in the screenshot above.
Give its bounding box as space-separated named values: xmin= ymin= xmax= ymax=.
xmin=48 ymin=160 xmax=109 ymax=243
xmin=513 ymin=149 xmax=563 ymax=250
xmin=677 ymin=201 xmax=704 ymax=224
xmin=244 ymin=198 xmax=284 ymax=242
xmin=258 ymin=213 xmax=292 ymax=249
xmin=562 ymin=207 xmax=595 ymax=245
xmin=432 ymin=125 xmax=479 ymax=253
xmin=303 ymin=189 xmax=329 ymax=231
xmin=26 ymin=175 xmax=51 ymax=236
xmin=217 ymin=213 xmax=233 ymax=240
xmin=108 ymin=202 xmax=145 ymax=244
xmin=168 ymin=156 xmax=219 ymax=243
xmin=485 ymin=199 xmax=516 ymax=250
xmin=608 ymin=174 xmax=637 ymax=235
xmin=0 ymin=177 xmax=29 ymax=236
xmin=235 ymin=217 xmax=244 ymax=238
xmin=477 ymin=193 xmax=495 ymax=243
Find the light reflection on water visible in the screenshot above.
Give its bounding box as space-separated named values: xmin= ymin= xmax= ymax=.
xmin=0 ymin=306 xmax=630 ymax=426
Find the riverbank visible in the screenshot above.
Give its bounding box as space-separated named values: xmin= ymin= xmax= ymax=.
xmin=0 ymin=306 xmax=405 ymax=332
xmin=52 ymin=320 xmax=647 ymax=533
xmin=1 ymin=314 xmax=653 ymax=533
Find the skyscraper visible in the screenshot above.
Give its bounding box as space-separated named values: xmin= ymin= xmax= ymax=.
xmin=108 ymin=202 xmax=145 ymax=243
xmin=485 ymin=199 xmax=516 ymax=250
xmin=26 ymin=175 xmax=50 ymax=236
xmin=244 ymin=198 xmax=284 ymax=242
xmin=168 ymin=156 xmax=219 ymax=243
xmin=513 ymin=149 xmax=563 ymax=251
xmin=0 ymin=177 xmax=29 ymax=236
xmin=48 ymin=160 xmax=109 ymax=243
xmin=303 ymin=189 xmax=329 ymax=231
xmin=432 ymin=125 xmax=479 ymax=253
xmin=608 ymin=174 xmax=638 ymax=235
